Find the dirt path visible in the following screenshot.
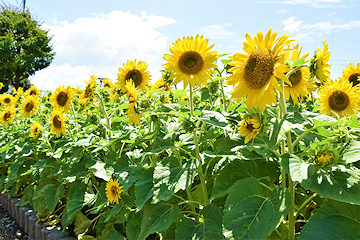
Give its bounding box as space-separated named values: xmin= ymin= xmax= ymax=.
xmin=0 ymin=204 xmax=29 ymax=240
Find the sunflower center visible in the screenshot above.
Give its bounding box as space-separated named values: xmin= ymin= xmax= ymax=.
xmin=246 ymin=123 xmax=255 ymax=132
xmin=4 ymin=98 xmax=10 ymax=104
xmin=349 ymin=73 xmax=360 ymax=86
xmin=126 ymin=70 xmax=143 ymax=88
xmin=53 ymin=115 xmax=62 ymax=129
xmin=57 ymin=92 xmax=69 ymax=107
xmin=178 ymin=51 xmax=204 ymax=75
xmin=328 ymin=90 xmax=349 ymax=112
xmin=4 ymin=112 xmax=10 ymax=121
xmin=30 ymin=90 xmax=36 ymax=96
xmin=34 ymin=127 xmax=39 ymax=133
xmin=244 ymin=48 xmax=275 ymax=89
xmin=85 ymin=86 xmax=93 ymax=97
xmin=111 ymin=186 xmax=118 ymax=196
xmin=104 ymin=83 xmax=111 ymax=88
xmin=25 ymin=102 xmax=34 ymax=112
xmin=288 ymin=70 xmax=302 ymax=87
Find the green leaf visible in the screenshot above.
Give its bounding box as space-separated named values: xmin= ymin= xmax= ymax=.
xmin=291 ymin=58 xmax=305 ymax=68
xmin=154 ymin=103 xmax=181 ymax=113
xmin=299 ymin=199 xmax=360 ymax=240
xmin=153 ymin=157 xmax=198 ymax=203
xmin=113 ymin=155 xmax=142 ymax=191
xmin=62 ymin=180 xmax=87 ymax=227
xmin=74 ymin=211 xmax=91 ymax=236
xmin=223 ymin=178 xmax=291 ymax=239
xmin=211 ymin=159 xmax=257 ymax=199
xmin=199 ymin=110 xmax=232 ymax=130
xmin=143 ymin=137 xmax=175 ymax=154
xmin=126 ymin=212 xmax=142 ymax=240
xmin=213 ymin=135 xmax=242 ymax=154
xmin=172 ymin=90 xmax=187 ymax=99
xmin=200 ymin=87 xmax=210 ymax=102
xmin=343 ymin=141 xmax=360 ymax=163
xmin=135 ymin=168 xmax=154 ymax=211
xmin=138 ymin=202 xmax=180 ymax=240
xmin=102 ymin=225 xmax=125 ymax=240
xmin=89 ymin=162 xmax=114 ymax=182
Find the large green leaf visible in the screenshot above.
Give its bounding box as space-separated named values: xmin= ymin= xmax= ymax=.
xmin=175 ymin=204 xmax=225 ymax=239
xmin=73 ymin=211 xmax=91 ymax=236
xmin=299 ymin=199 xmax=360 ymax=239
xmin=223 ymin=178 xmax=291 ymax=239
xmin=32 ymin=180 xmax=65 ymax=214
xmin=284 ymin=154 xmax=360 ymax=205
xmin=113 ymin=155 xmax=142 ymax=191
xmin=102 ymin=225 xmax=125 ymax=240
xmin=343 ymin=140 xmax=360 ymax=163
xmin=211 ymin=159 xmax=257 ymax=199
xmin=138 ymin=202 xmax=180 ymax=240
xmin=135 ymin=167 xmax=154 ymax=211
xmin=153 ymin=157 xmax=198 ymax=203
xmin=199 ymin=110 xmax=232 ymax=131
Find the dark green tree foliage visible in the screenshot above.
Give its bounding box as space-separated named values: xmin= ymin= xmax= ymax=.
xmin=0 ymin=4 xmax=55 ymax=91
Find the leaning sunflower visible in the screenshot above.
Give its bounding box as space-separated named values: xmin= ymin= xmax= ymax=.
xmin=309 ymin=40 xmax=331 ymax=85
xmin=226 ymin=28 xmax=294 ymax=110
xmin=49 ymin=108 xmax=67 ymax=137
xmin=79 ymin=75 xmax=97 ymax=106
xmin=50 ymin=85 xmax=74 ymax=112
xmin=105 ymin=179 xmax=124 ymax=204
xmin=0 ymin=94 xmax=15 ymax=106
xmin=151 ymin=78 xmax=172 ymax=91
xmin=163 ymin=35 xmax=219 ymax=89
xmin=317 ymin=80 xmax=359 ymax=118
xmin=24 ymin=85 xmax=40 ymax=98
xmin=20 ymin=95 xmax=39 ymax=118
xmin=30 ymin=122 xmax=41 ymax=139
xmin=340 ymin=63 xmax=360 ymax=87
xmin=117 ymin=59 xmax=151 ymax=93
xmin=0 ymin=106 xmax=16 ymax=125
xmin=103 ymin=78 xmax=115 ymax=89
xmin=127 ymin=103 xmax=141 ymax=126
xmin=238 ymin=115 xmax=262 ymax=144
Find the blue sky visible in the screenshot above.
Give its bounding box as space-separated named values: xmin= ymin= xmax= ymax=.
xmin=5 ymin=0 xmax=360 ymax=91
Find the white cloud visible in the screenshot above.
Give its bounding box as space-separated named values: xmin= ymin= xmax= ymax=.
xmin=199 ymin=23 xmax=234 ymax=39
xmin=277 ymin=8 xmax=289 ymax=13
xmin=256 ymin=0 xmax=356 ymax=8
xmin=282 ymin=16 xmax=302 ymax=32
xmin=33 ymin=10 xmax=175 ymax=91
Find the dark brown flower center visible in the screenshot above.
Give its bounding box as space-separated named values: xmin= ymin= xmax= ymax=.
xmin=288 ymin=70 xmax=302 ymax=87
xmin=84 ymin=86 xmax=93 ymax=97
xmin=111 ymin=186 xmax=118 ymax=196
xmin=126 ymin=70 xmax=143 ymax=88
xmin=57 ymin=92 xmax=69 ymax=107
xmin=4 ymin=98 xmax=10 ymax=104
xmin=349 ymin=73 xmax=360 ymax=86
xmin=53 ymin=115 xmax=62 ymax=129
xmin=246 ymin=123 xmax=255 ymax=132
xmin=4 ymin=112 xmax=10 ymax=121
xmin=178 ymin=51 xmax=204 ymax=75
xmin=25 ymin=102 xmax=33 ymax=112
xmin=328 ymin=90 xmax=349 ymax=111
xmin=104 ymin=83 xmax=111 ymax=88
xmin=30 ymin=90 xmax=37 ymax=96
xmin=244 ymin=48 xmax=275 ymax=89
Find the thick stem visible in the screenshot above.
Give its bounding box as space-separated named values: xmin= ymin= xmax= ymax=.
xmin=292 ymin=123 xmax=335 ymax=149
xmin=295 ymin=193 xmax=318 ymax=218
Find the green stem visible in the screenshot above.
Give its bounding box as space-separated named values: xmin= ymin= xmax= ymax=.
xmin=96 ymin=92 xmax=111 ymax=138
xmin=292 ymin=123 xmax=335 ymax=149
xmin=259 ymin=181 xmax=273 ymax=192
xmin=70 ymin=102 xmax=78 ymax=133
xmin=295 ymin=193 xmax=318 ymax=218
xmin=179 ymin=211 xmax=202 ymax=218
xmin=219 ymin=79 xmax=228 ymax=137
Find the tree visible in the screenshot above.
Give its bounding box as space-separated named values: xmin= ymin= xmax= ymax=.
xmin=0 ymin=4 xmax=55 ymax=92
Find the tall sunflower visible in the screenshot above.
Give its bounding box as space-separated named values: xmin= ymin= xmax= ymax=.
xmin=340 ymin=63 xmax=360 ymax=86
xmin=30 ymin=122 xmax=41 ymax=139
xmin=20 ymin=95 xmax=39 ymax=118
xmin=317 ymin=80 xmax=359 ymax=118
xmin=50 ymin=85 xmax=74 ymax=111
xmin=0 ymin=106 xmax=16 ymax=125
xmin=105 ymin=179 xmax=124 ymax=204
xmin=163 ymin=35 xmax=219 ymax=89
xmin=49 ymin=108 xmax=67 ymax=137
xmin=238 ymin=115 xmax=262 ymax=144
xmin=79 ymin=75 xmax=97 ymax=106
xmin=25 ymin=85 xmax=40 ymax=98
xmin=0 ymin=94 xmax=15 ymax=106
xmin=309 ymin=40 xmax=331 ymax=85
xmin=103 ymin=78 xmax=115 ymax=89
xmin=226 ymin=28 xmax=294 ymax=110
xmin=117 ymin=59 xmax=151 ymax=93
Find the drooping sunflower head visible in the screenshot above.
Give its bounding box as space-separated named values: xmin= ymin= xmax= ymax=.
xmin=309 ymin=40 xmax=331 ymax=85
xmin=317 ymin=79 xmax=360 ymax=118
xmin=0 ymin=106 xmax=16 ymax=125
xmin=340 ymin=63 xmax=360 ymax=87
xmin=49 ymin=108 xmax=66 ymax=137
xmin=125 ymin=80 xmax=137 ymax=103
xmin=1 ymin=94 xmax=15 ymax=106
xmin=50 ymin=85 xmax=74 ymax=111
xmin=226 ymin=28 xmax=294 ymax=110
xmin=127 ymin=102 xmax=141 ymax=126
xmin=79 ymin=75 xmax=97 ymax=106
xmin=163 ymin=35 xmax=219 ymax=89
xmin=20 ymin=95 xmax=39 ymax=117
xmin=14 ymin=87 xmax=23 ymax=102
xmin=117 ymin=59 xmax=151 ymax=93
xmin=238 ymin=115 xmax=262 ymax=144
xmin=105 ymin=179 xmax=124 ymax=204
xmin=30 ymin=122 xmax=41 ymax=139
xmin=102 ymin=78 xmax=115 ymax=89
xmin=151 ymin=78 xmax=172 ymax=91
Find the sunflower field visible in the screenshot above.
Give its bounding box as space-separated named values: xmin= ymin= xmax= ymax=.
xmin=1 ymin=28 xmax=360 ymax=240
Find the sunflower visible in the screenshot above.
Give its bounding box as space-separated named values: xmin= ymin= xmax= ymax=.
xmin=0 ymin=94 xmax=15 ymax=106
xmin=125 ymin=80 xmax=137 ymax=103
xmin=14 ymin=87 xmax=23 ymax=103
xmin=49 ymin=108 xmax=66 ymax=137
xmin=151 ymin=78 xmax=172 ymax=91
xmin=20 ymin=95 xmax=39 ymax=117
xmin=50 ymin=85 xmax=73 ymax=111
xmin=317 ymin=80 xmax=359 ymax=118
xmin=127 ymin=103 xmax=141 ymax=126
xmin=163 ymin=35 xmax=219 ymax=89
xmin=340 ymin=63 xmax=360 ymax=87
xmin=0 ymin=106 xmax=16 ymax=125
xmin=79 ymin=75 xmax=97 ymax=106
xmin=309 ymin=41 xmax=331 ymax=85
xmin=226 ymin=28 xmax=294 ymax=111
xmin=316 ymin=151 xmax=334 ymax=165
xmin=25 ymin=85 xmax=40 ymax=98
xmin=30 ymin=122 xmax=41 ymax=139
xmin=102 ymin=78 xmax=115 ymax=89
xmin=117 ymin=59 xmax=151 ymax=93
xmin=238 ymin=115 xmax=262 ymax=144
xmin=105 ymin=179 xmax=124 ymax=204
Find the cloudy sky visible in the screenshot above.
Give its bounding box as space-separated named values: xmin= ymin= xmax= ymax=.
xmin=6 ymin=0 xmax=360 ymax=91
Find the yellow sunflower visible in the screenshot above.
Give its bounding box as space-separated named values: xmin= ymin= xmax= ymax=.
xmin=340 ymin=63 xmax=360 ymax=87
xmin=0 ymin=94 xmax=15 ymax=106
xmin=105 ymin=179 xmax=124 ymax=204
xmin=317 ymin=80 xmax=359 ymax=118
xmin=163 ymin=35 xmax=219 ymax=89
xmin=316 ymin=151 xmax=334 ymax=165
xmin=127 ymin=103 xmax=141 ymax=126
xmin=238 ymin=115 xmax=262 ymax=144
xmin=226 ymin=28 xmax=294 ymax=111
xmin=310 ymin=41 xmax=331 ymax=85
xmin=0 ymin=106 xmax=16 ymax=125
xmin=0 ymin=82 xmax=3 ymax=89
xmin=79 ymin=75 xmax=97 ymax=106
xmin=125 ymin=80 xmax=137 ymax=103
xmin=103 ymin=78 xmax=115 ymax=89
xmin=50 ymin=85 xmax=74 ymax=112
xmin=117 ymin=59 xmax=151 ymax=93
xmin=20 ymin=95 xmax=39 ymax=117
xmin=30 ymin=122 xmax=41 ymax=139
xmin=49 ymin=108 xmax=67 ymax=137
xmin=25 ymin=85 xmax=40 ymax=98
xmin=14 ymin=87 xmax=23 ymax=103
xmin=151 ymin=78 xmax=172 ymax=91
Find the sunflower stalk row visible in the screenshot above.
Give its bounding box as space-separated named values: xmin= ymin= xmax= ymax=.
xmin=1 ymin=28 xmax=360 ymax=240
